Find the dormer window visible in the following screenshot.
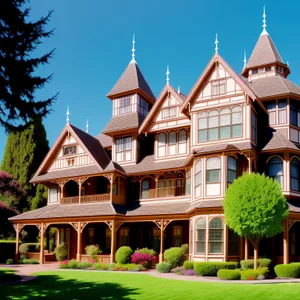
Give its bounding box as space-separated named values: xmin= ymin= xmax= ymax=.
xmin=115 ymin=96 xmax=132 ymax=115
xmin=63 ymin=145 xmax=77 ymax=156
xmin=212 ymin=80 xmax=226 ymax=96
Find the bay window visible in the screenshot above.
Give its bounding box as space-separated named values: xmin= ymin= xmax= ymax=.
xmin=195 ymin=218 xmax=206 ymax=254
xmin=116 ymin=136 xmax=132 ymax=162
xmin=265 ymin=99 xmax=287 ymax=125
xmin=227 ymin=156 xmax=238 ymax=186
xmin=291 ymin=158 xmax=300 ymax=192
xmin=206 ymin=157 xmax=221 ymax=183
xmin=209 ymin=218 xmax=223 ymax=254
xmin=267 ymin=157 xmax=283 ymax=187
xmin=195 ymin=160 xmax=202 ymax=198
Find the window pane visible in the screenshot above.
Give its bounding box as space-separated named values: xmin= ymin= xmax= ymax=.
xmin=220 ymin=126 xmax=230 ymax=139
xmin=49 ymin=188 xmax=58 ymax=203
xmin=207 ymin=157 xmax=221 ymax=169
xmin=220 ymin=113 xmax=230 ymax=126
xmin=232 ymin=112 xmax=242 ymax=124
xmin=208 ymin=128 xmax=218 ymax=140
xmin=199 ymin=118 xmax=207 ymax=129
xmin=207 ymin=170 xmax=220 ymax=182
xmin=168 ymin=132 xmax=177 ymax=145
xmin=279 ymin=110 xmax=287 ymax=124
xmin=232 ymin=124 xmax=242 ymax=137
xmin=199 ymin=130 xmax=207 ymax=142
xmin=209 ymin=116 xmax=219 ymax=128
xmin=278 ymin=99 xmax=287 ymax=108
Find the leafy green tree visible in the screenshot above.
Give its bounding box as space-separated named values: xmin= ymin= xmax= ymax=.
xmin=224 ymin=173 xmax=288 ymax=269
xmin=1 ymin=117 xmax=49 ymax=211
xmin=0 ymin=0 xmax=56 ymax=131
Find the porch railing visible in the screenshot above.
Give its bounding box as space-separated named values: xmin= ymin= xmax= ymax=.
xmin=141 ymin=186 xmax=185 ymax=199
xmin=81 ymin=254 xmax=110 ymax=264
xmin=61 ymin=193 xmax=110 ymax=204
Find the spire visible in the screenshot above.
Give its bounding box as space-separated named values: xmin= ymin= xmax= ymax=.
xmin=66 ymin=106 xmax=70 ymax=124
xmin=86 ymin=119 xmax=89 ymax=133
xmin=243 ymin=50 xmax=247 ymax=69
xmin=130 ymin=34 xmax=136 ymax=63
xmin=166 ymin=65 xmax=170 ymax=84
xmin=261 ymin=5 xmax=268 ymax=35
xmin=215 ymin=33 xmax=219 ymax=54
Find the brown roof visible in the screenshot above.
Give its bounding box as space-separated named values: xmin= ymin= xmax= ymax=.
xmin=245 ymin=33 xmax=284 ymax=69
xmin=96 ymin=133 xmax=113 ymax=148
xmin=288 ymin=202 xmax=300 ymax=213
xmin=102 ymin=112 xmax=145 ymax=134
xmin=122 ymin=155 xmax=186 ymax=174
xmin=107 ymin=62 xmax=155 ymax=100
xmin=244 ymin=76 xmax=300 ymax=99
xmin=187 ymin=200 xmax=223 ymax=212
xmin=260 ymin=128 xmax=299 ymax=152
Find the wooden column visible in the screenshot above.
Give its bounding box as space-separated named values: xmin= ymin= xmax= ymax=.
xmin=15 ymin=223 xmax=20 ymax=262
xmin=78 ymin=184 xmax=82 ymax=204
xmin=110 ymin=220 xmax=116 ymax=264
xmin=56 ymin=228 xmax=60 ymax=247
xmin=39 ymin=223 xmax=45 ymax=264
xmin=159 ymin=219 xmax=164 ymax=263
xmin=244 ymin=238 xmax=249 ymax=260
xmin=283 ymin=220 xmax=289 ymax=264
xmin=76 ymin=221 xmax=82 ymax=261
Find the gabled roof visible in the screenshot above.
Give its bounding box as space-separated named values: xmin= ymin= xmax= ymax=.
xmin=32 ymin=123 xmax=111 ymax=182
xmin=102 ymin=112 xmax=145 ymax=135
xmin=245 ymin=33 xmax=284 ymax=70
xmin=244 ymin=76 xmax=300 ymax=99
xmin=180 ymin=53 xmax=259 ymax=114
xmin=106 ymin=61 xmax=155 ymax=101
xmin=139 ymin=83 xmax=188 ymax=134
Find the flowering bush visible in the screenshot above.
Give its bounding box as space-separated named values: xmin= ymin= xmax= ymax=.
xmin=131 ymin=251 xmax=156 ymax=268
xmin=85 ymin=244 xmax=102 ymax=260
xmin=183 ymin=269 xmax=196 ymax=276
xmin=60 ymin=260 xmax=69 ymax=269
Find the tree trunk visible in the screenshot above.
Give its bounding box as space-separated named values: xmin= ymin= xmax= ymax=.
xmin=253 ymin=241 xmax=259 ymax=270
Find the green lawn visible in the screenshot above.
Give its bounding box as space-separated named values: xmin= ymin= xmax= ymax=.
xmin=2 ymin=271 xmax=300 ymax=300
xmin=0 ymin=268 xmax=20 ymax=283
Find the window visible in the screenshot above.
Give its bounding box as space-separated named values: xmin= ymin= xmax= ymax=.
xmin=252 ymin=68 xmax=258 ymax=75
xmin=63 ymin=145 xmax=76 ymax=156
xmin=265 ymin=66 xmax=272 ymax=72
xmin=178 ymin=130 xmax=187 ymax=154
xmin=162 ymin=107 xmax=177 ymax=119
xmin=228 ymin=229 xmax=239 ymax=255
xmin=290 ymin=100 xmax=300 ymax=127
xmin=116 ymin=96 xmax=132 ymax=115
xmin=49 ymin=187 xmax=58 ymax=203
xmin=168 ymin=131 xmax=177 ymax=155
xmin=206 ymin=157 xmax=221 ymax=183
xmin=265 ymin=99 xmax=287 ymax=125
xmin=172 ymin=226 xmax=182 ymax=247
xmin=106 ymin=228 xmax=111 ymax=249
xmin=278 ymin=99 xmax=287 ymax=124
xmin=251 ymin=111 xmax=257 ymax=142
xmin=158 ymin=133 xmax=166 ymax=157
xmin=116 ymin=136 xmax=132 ymax=162
xmin=112 ymin=177 xmax=118 ymax=195
xmin=209 ymin=218 xmax=223 ymax=254
xmin=267 ymin=157 xmax=283 ymax=187
xmin=137 ymin=97 xmax=149 ymax=117
xmin=291 ymin=158 xmax=300 ymax=192
xmin=88 ymin=228 xmax=94 ymax=245
xmin=185 ymin=170 xmax=191 ymax=195
xmin=195 ymin=218 xmax=205 ymax=254
xmin=119 ymin=228 xmax=129 ymax=247
xmin=141 ymin=179 xmax=150 ymax=199
xmin=198 ymin=107 xmax=242 ymax=143
xmin=195 ymin=160 xmax=202 ymax=198
xmin=212 ymin=80 xmax=226 ymax=96
xmin=227 ymin=156 xmax=237 ymax=186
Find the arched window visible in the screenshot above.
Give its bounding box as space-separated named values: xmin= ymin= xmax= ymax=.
xmin=195 ymin=160 xmax=202 ymax=198
xmin=158 ymin=133 xmax=166 ymax=157
xmin=227 ymin=156 xmax=238 ymax=186
xmin=178 ymin=130 xmax=187 ymax=154
xmin=267 ymin=157 xmax=283 ymax=187
xmin=198 ymin=112 xmax=208 ymax=142
xmin=291 ymin=158 xmax=300 ymax=191
xmin=168 ymin=131 xmax=177 ymax=155
xmin=209 ymin=217 xmax=223 ymax=254
xmin=195 ymin=218 xmax=206 ymax=254
xmin=208 ymin=111 xmax=219 ymax=141
xmin=232 ymin=107 xmax=242 ymax=137
xmin=206 ymin=157 xmax=221 ymax=183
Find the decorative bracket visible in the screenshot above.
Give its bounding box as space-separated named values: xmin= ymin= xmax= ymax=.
xmin=288 ymin=220 xmax=297 ymax=231
xmin=36 ymin=223 xmax=50 ymax=233
xmin=154 ymin=220 xmax=172 ymax=230
xmin=116 ymin=221 xmax=123 ymax=231
xmin=13 ymin=224 xmax=25 ymax=234
xmin=103 ymin=173 xmax=113 ymax=183
xmin=105 ymin=221 xmax=113 ymax=230
xmin=69 ymin=221 xmax=89 ymax=233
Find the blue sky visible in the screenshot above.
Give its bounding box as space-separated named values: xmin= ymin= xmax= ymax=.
xmin=1 ymin=0 xmax=300 ymax=161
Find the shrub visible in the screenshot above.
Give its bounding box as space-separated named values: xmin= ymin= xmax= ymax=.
xmin=134 ymin=248 xmax=156 ymax=257
xmin=115 ymin=263 xmax=145 ymax=272
xmin=156 ymin=262 xmax=172 ymax=273
xmin=256 ymin=267 xmax=269 ymax=277
xmin=275 ymin=264 xmax=300 ymax=278
xmin=115 ymin=246 xmax=133 ymax=264
xmin=94 ymin=263 xmax=112 ymax=270
xmin=194 ymin=262 xmax=239 ymax=276
xmin=68 ymin=259 xmax=78 ymax=269
xmin=19 ymin=243 xmax=29 ymax=254
xmin=217 ymin=269 xmax=241 ymax=280
xmin=59 ymin=260 xmax=69 ymax=269
xmin=240 ymin=269 xmax=259 ymax=280
xmin=85 ymin=244 xmax=102 ymax=260
xmin=183 ymin=260 xmax=194 ymax=270
xmin=6 ymin=258 xmax=14 ymax=264
xmin=131 ymin=251 xmax=156 ymax=268
xmin=164 ymin=247 xmax=185 ymax=269
xmin=22 ymin=259 xmax=39 ymax=264
xmin=77 ymin=262 xmax=92 ymax=269
xmin=54 ymin=244 xmax=68 ymax=262
xmin=258 ymin=258 xmax=272 ymax=268
xmin=181 ymin=244 xmax=189 ymax=254
xmin=240 ymin=259 xmax=254 ymax=270
xmin=171 ymin=266 xmax=184 ymax=275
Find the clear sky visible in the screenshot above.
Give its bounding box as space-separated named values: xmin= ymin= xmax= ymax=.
xmin=1 ymin=0 xmax=300 ymax=161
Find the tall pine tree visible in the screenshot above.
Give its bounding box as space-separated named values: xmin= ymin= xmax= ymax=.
xmin=0 ymin=0 xmax=56 ymax=131
xmin=1 ymin=117 xmax=49 ymax=211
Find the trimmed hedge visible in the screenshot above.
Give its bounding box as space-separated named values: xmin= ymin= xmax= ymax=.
xmin=6 ymin=258 xmax=14 ymax=264
xmin=164 ymin=247 xmax=185 ymax=269
xmin=240 ymin=258 xmax=272 ymax=270
xmin=20 ymin=258 xmax=39 ymax=264
xmin=256 ymin=267 xmax=269 ymax=277
xmin=156 ymin=262 xmax=172 ymax=273
xmin=115 ymin=246 xmax=133 ymax=264
xmin=194 ymin=262 xmax=240 ymax=276
xmin=217 ymin=269 xmax=241 ymax=280
xmin=275 ymin=264 xmax=300 ymax=278
xmin=54 ymin=244 xmax=68 ymax=262
xmin=240 ymin=269 xmax=259 ymax=280
xmin=183 ymin=260 xmax=194 ymax=270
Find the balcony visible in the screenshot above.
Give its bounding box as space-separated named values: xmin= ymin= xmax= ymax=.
xmin=61 ymin=193 xmax=110 ymax=205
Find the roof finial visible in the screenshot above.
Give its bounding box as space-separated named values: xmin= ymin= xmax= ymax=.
xmin=66 ymin=106 xmax=70 ymax=124
xmin=215 ymin=33 xmax=219 ymax=54
xmin=130 ymin=33 xmax=136 ymax=63
xmin=166 ymin=65 xmax=170 ymax=84
xmin=261 ymin=5 xmax=268 ymax=35
xmin=243 ymin=49 xmax=247 ymax=69
xmin=287 ymin=61 xmax=289 ymax=67
xmin=177 ymin=86 xmax=181 ymax=94
xmin=86 ymin=119 xmax=89 ymax=133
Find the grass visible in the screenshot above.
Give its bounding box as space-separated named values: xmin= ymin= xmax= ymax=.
xmin=0 ymin=268 xmax=20 ymax=283
xmin=0 ymin=240 xmax=18 ymax=243
xmin=1 ymin=271 xmax=300 ymax=299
